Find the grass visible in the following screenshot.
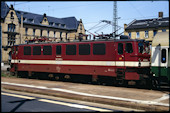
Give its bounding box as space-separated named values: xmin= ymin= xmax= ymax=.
xmin=1 ymin=71 xmax=17 ymax=78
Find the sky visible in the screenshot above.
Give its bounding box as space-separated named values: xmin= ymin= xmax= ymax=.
xmin=6 ymin=1 xmax=169 ymax=36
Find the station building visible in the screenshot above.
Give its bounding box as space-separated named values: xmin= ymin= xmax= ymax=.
xmin=1 ymin=2 xmax=86 ymax=63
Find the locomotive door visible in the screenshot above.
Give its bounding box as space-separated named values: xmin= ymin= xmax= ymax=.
xmin=116 ymin=43 xmax=125 ymax=67
xmin=11 ymin=46 xmax=18 ymax=63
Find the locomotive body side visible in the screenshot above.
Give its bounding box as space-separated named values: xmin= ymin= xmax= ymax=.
xmin=10 ymin=39 xmax=150 ymax=85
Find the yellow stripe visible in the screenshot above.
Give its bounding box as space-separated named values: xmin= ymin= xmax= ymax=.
xmin=2 ymin=92 xmax=36 ymax=100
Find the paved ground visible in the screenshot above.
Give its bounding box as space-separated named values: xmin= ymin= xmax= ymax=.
xmin=1 ymin=64 xmax=170 ymax=111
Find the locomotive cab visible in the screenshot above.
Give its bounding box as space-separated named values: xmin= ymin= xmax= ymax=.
xmin=115 ymin=39 xmax=150 ymax=85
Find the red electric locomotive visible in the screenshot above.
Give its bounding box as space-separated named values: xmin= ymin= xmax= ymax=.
xmin=10 ymin=38 xmax=151 ymax=86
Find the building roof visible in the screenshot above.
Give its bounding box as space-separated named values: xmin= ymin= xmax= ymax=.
xmin=1 ymin=2 xmax=80 ymax=31
xmin=125 ymin=17 xmax=169 ymax=31
xmin=1 ymin=1 xmax=10 ymax=19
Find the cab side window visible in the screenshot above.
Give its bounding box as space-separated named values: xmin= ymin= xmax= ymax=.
xmin=126 ymin=43 xmax=133 ymax=53
xmin=118 ymin=43 xmax=123 ymax=55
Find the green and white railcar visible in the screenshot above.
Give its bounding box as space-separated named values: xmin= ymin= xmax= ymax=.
xmin=151 ymin=32 xmax=170 ymax=86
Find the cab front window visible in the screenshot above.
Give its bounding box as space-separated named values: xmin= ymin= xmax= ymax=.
xmin=138 ymin=42 xmax=150 ymax=54
xmin=138 ymin=43 xmax=144 ymax=53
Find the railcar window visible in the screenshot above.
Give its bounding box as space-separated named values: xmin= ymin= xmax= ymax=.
xmin=56 ymin=45 xmax=61 ymax=55
xmin=93 ymin=43 xmax=105 ymax=55
xmin=125 ymin=43 xmax=133 ymax=53
xmin=118 ymin=43 xmax=123 ymax=55
xmin=33 ymin=46 xmax=41 ymax=55
xmin=66 ymin=45 xmax=76 ymax=55
xmin=79 ymin=44 xmax=90 ymax=55
xmin=161 ymin=49 xmax=166 ymax=63
xmin=24 ymin=46 xmax=31 ymax=55
xmin=43 ymin=46 xmax=52 ymax=55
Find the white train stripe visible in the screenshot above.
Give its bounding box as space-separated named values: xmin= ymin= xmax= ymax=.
xmin=11 ymin=59 xmax=150 ymax=67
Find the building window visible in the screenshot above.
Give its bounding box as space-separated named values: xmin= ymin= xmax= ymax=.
xmin=60 ymin=32 xmax=62 ymax=40
xmin=29 ymin=19 xmax=34 ymax=23
xmin=128 ymin=32 xmax=131 ymax=38
xmin=8 ymin=23 xmax=15 ymax=32
xmin=54 ymin=31 xmax=56 ymax=38
xmin=136 ymin=32 xmax=140 ymax=38
xmin=162 ymin=29 xmax=166 ymax=32
xmin=153 ymin=30 xmax=157 ymax=36
xmin=66 ymin=33 xmax=68 ymax=40
xmin=40 ymin=30 xmax=43 ymax=37
xmin=47 ymin=30 xmax=50 ymax=37
xmin=33 ymin=29 xmax=35 ymax=36
xmin=55 ymin=23 xmax=60 ymax=27
xmin=49 ymin=22 xmax=54 ymax=26
xmin=61 ymin=24 xmax=65 ymax=28
xmin=23 ymin=17 xmax=27 ymax=22
xmin=25 ymin=28 xmax=28 ymax=35
xmin=80 ymin=24 xmax=82 ymax=30
xmin=7 ymin=35 xmax=15 ymax=46
xmin=145 ymin=31 xmax=148 ymax=38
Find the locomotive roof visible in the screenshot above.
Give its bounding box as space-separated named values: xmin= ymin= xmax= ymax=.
xmin=17 ymin=39 xmax=145 ymax=46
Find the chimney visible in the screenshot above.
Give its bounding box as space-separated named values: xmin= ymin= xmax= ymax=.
xmin=10 ymin=4 xmax=14 ymax=10
xmin=158 ymin=12 xmax=163 ymax=19
xmin=124 ymin=24 xmax=127 ymax=29
xmin=44 ymin=13 xmax=46 ymax=17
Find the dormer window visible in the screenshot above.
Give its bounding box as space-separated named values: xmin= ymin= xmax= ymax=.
xmin=55 ymin=23 xmax=60 ymax=27
xmin=23 ymin=17 xmax=27 ymax=22
xmin=49 ymin=22 xmax=54 ymax=26
xmin=44 ymin=18 xmax=47 ymax=22
xmin=61 ymin=24 xmax=66 ymax=28
xmin=29 ymin=19 xmax=34 ymax=23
